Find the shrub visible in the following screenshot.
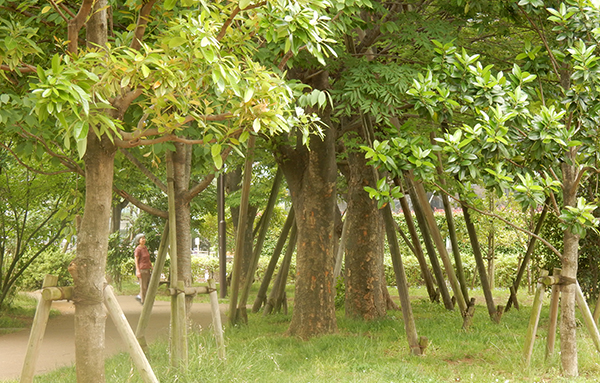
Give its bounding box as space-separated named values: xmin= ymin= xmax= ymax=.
xmin=17 ymin=247 xmax=74 ymax=291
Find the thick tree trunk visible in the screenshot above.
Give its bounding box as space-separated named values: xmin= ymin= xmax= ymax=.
xmin=279 ymin=105 xmax=337 ymax=339
xmin=344 ymin=143 xmax=386 ymax=320
xmin=69 ymin=133 xmax=115 ymax=383
xmin=560 ymin=161 xmax=580 ymax=377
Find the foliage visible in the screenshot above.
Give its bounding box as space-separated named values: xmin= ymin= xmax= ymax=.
xmin=16 ymin=247 xmax=74 ymax=291
xmin=107 ymin=233 xmax=136 ymax=291
xmin=0 ymin=157 xmax=76 ymax=308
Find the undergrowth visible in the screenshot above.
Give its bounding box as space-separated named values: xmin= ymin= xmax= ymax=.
xmin=30 ymin=289 xmax=600 ymax=383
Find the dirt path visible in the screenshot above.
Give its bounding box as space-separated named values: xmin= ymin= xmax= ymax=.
xmin=0 ymin=294 xmax=224 ymax=382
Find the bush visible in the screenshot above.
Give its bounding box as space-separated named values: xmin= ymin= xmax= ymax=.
xmin=18 ymin=247 xmax=74 ymax=290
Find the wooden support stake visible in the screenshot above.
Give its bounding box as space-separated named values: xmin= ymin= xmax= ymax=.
xmin=167 ymin=286 xmax=210 ymax=296
xmin=136 ymin=220 xmax=169 ymax=350
xmin=176 ymin=280 xmax=188 ymax=368
xmin=20 ymin=275 xmax=58 ymax=383
xmin=594 ymin=290 xmax=600 ymax=324
xmin=208 ymin=279 xmax=225 ymax=359
xmin=523 ymin=270 xmax=548 ymax=367
xmin=41 ymin=286 xmax=73 ymax=302
xmin=103 ymin=285 xmax=159 ymax=383
xmin=575 ymin=281 xmax=600 ymax=353
xmin=545 ymin=268 xmax=561 ymax=360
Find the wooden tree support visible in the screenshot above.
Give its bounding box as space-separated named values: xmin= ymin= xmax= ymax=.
xmin=20 ymin=275 xmax=159 ymax=383
xmin=22 ymin=274 xmax=227 ymax=382
xmin=524 ymin=269 xmax=600 ymax=367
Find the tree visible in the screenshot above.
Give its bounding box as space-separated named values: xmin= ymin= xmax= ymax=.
xmin=0 ymin=153 xmax=75 ymax=308
xmin=2 ymin=0 xmax=335 ymax=380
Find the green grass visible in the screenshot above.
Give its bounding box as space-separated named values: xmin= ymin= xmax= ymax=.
xmin=0 ymin=293 xmax=60 ymax=335
xmin=27 ymin=286 xmax=600 ymax=383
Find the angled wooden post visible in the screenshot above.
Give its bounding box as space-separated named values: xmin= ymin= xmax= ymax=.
xmin=208 ymin=279 xmax=225 ymax=359
xmin=546 ymin=268 xmax=561 ymax=360
xmin=575 ymin=281 xmax=600 ymax=353
xmin=20 ymin=274 xmax=58 ymax=383
xmin=104 ymin=285 xmax=159 ymax=383
xmin=136 ymin=220 xmax=169 ymax=350
xmin=523 ymin=270 xmax=548 ymax=367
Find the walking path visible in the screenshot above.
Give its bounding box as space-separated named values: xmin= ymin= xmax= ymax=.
xmin=0 ymin=294 xmax=223 ymax=382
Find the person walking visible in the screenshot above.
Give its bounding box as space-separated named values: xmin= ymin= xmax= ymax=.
xmin=134 ymin=234 xmax=152 ymax=304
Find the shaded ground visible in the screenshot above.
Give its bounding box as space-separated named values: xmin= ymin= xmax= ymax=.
xmin=0 ymin=294 xmax=224 ymax=382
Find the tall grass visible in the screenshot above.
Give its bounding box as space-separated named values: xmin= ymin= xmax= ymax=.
xmin=30 ymin=289 xmax=600 ymax=383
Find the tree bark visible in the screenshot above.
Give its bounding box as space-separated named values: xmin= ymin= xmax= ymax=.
xmin=344 ymin=140 xmax=386 ymax=320
xmin=172 ymin=143 xmax=193 ymax=298
xmin=560 ymin=160 xmax=580 ymax=377
xmin=69 ymin=132 xmax=115 ymax=383
xmin=278 ymin=78 xmax=337 ymax=337
xmin=67 ymin=2 xmax=114 ymax=382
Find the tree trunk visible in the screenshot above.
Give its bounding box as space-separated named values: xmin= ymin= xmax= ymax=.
xmin=225 ymin=167 xmax=258 ymax=292
xmin=110 ymin=199 xmax=128 ymax=234
xmin=398 ymin=193 xmax=438 ymax=303
xmin=278 ymin=104 xmax=337 ymax=338
xmin=462 ymin=205 xmax=498 ymax=321
xmin=405 ymin=177 xmax=453 ymax=309
xmin=344 ymin=142 xmax=386 ymax=320
xmin=68 ymin=3 xmax=113 ymax=382
xmin=560 ymin=161 xmax=580 ymax=377
xmin=172 ymin=143 xmax=193 ymax=301
xmin=69 ymin=133 xmax=115 ymax=383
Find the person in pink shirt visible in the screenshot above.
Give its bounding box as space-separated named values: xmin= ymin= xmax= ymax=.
xmin=134 ymin=234 xmax=152 ymax=304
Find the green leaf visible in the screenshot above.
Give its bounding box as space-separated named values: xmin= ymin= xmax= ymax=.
xmin=239 ymin=0 xmax=252 ymax=9
xmin=51 ymin=54 xmax=60 ymax=74
xmin=169 ymin=37 xmax=187 ymax=48
xmin=243 ymin=88 xmax=254 ymax=103
xmin=253 ymin=119 xmax=261 ymax=132
xmin=76 ymin=137 xmax=87 ymax=158
xmin=164 ymin=0 xmax=177 ymax=10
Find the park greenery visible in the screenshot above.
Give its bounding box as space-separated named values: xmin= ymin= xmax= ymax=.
xmin=3 ymin=0 xmax=600 ymax=381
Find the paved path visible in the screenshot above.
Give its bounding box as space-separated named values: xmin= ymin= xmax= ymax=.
xmin=0 ymin=295 xmax=224 ymax=382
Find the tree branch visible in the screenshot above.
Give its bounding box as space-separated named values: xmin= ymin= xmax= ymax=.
xmin=118 ymin=148 xmax=167 ymax=193
xmin=216 ymin=2 xmax=266 ymax=42
xmin=187 ymin=146 xmax=233 ymax=201
xmin=68 ymin=0 xmax=96 ymax=53
xmin=48 ymin=0 xmax=70 ymax=24
xmin=0 ymin=143 xmax=75 ymax=176
xmin=113 ymin=187 xmax=168 ymax=218
xmin=430 ymin=180 xmax=563 ymax=259
xmin=130 ymin=0 xmax=158 ymax=51
xmin=0 ymin=64 xmax=36 ymax=73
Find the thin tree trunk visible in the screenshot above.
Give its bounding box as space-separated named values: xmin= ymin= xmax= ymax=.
xmin=217 ymin=174 xmax=227 ymax=298
xmin=110 ymin=199 xmax=128 ymax=234
xmin=252 ymin=208 xmax=295 ymax=313
xmin=237 ymin=168 xmax=283 ymax=319
xmin=383 ymin=204 xmax=422 ymax=354
xmin=506 ymin=202 xmax=548 ymax=311
xmin=410 ymin=174 xmax=466 ymax=314
xmin=405 ymin=177 xmax=453 ymax=309
xmin=560 ymin=160 xmax=580 ymax=377
xmin=398 ymin=193 xmax=438 ymax=302
xmin=462 ymin=204 xmax=499 ymax=322
xmin=228 ymin=136 xmax=256 ymax=325
xmin=264 ymin=224 xmax=297 ymax=315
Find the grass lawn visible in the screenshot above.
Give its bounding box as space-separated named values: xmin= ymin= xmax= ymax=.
xmin=25 ymin=285 xmax=600 ymax=383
